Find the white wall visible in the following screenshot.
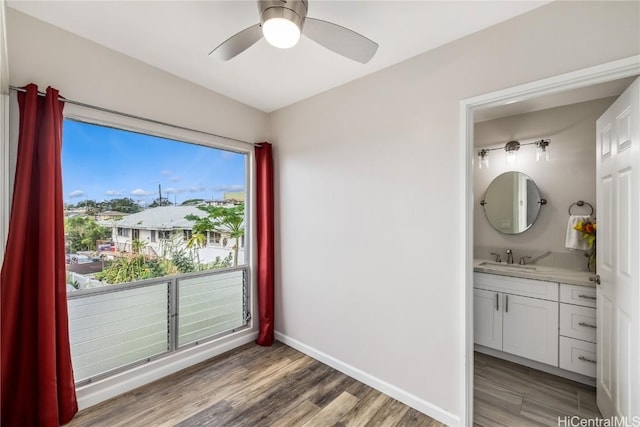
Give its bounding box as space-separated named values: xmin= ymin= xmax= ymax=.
xmin=5 ymin=9 xmax=268 ymax=144
xmin=0 ymin=0 xmax=9 ymax=265
xmin=474 ymin=97 xmax=616 ymax=269
xmin=269 ymin=2 xmax=639 ymax=424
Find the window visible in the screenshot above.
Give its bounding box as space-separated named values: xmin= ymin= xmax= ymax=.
xmin=62 ymin=117 xmax=250 ymax=384
xmin=62 ymin=119 xmax=248 ymax=277
xmin=209 ymin=231 xmax=221 ymax=245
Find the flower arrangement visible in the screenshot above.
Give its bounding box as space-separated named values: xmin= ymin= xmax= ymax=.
xmin=574 ymin=220 xmax=596 ymax=246
xmin=574 ymin=220 xmax=596 ymax=272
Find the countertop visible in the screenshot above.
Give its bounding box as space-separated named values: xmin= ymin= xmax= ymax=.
xmin=474 ymin=259 xmax=596 ymax=287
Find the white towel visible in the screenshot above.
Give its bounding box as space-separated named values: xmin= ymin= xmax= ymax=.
xmin=565 ymin=215 xmax=592 ymax=250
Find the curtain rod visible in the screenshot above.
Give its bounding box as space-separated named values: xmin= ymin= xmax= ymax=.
xmin=8 ymin=85 xmax=258 ymax=147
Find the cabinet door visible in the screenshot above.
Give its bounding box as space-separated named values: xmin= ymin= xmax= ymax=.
xmin=503 ymin=294 xmax=559 ymax=366
xmin=474 ymin=289 xmax=502 ymax=350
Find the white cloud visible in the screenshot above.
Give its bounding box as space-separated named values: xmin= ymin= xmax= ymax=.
xmin=130 ymin=189 xmax=154 ymax=197
xmin=68 ymin=190 xmax=86 ymax=199
xmin=213 ymin=184 xmax=245 ymax=192
xmin=189 ymin=185 xmax=206 ymax=193
xmin=170 ymin=176 xmax=181 ymax=183
xmin=160 ymin=170 xmax=172 ymax=177
xmin=105 ymin=190 xmax=122 ymax=196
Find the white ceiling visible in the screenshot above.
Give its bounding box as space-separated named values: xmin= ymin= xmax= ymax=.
xmin=8 ymin=0 xmax=550 ymax=113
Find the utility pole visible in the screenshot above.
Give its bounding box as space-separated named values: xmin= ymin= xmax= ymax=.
xmin=158 ymin=183 xmax=162 ymax=206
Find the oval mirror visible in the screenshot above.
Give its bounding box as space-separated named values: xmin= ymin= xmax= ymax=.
xmin=481 ymin=171 xmax=546 ymax=234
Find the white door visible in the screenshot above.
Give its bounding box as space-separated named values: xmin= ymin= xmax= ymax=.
xmin=502 ymin=294 xmax=558 ymax=366
xmin=474 ymin=289 xmax=502 ymax=350
xmin=596 ymin=77 xmax=640 ymax=419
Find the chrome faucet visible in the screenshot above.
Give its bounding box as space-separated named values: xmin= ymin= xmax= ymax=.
xmin=490 ymin=252 xmax=502 ymax=263
xmin=506 ymin=249 xmax=514 ymax=264
xmin=519 ymin=256 xmax=532 ymax=265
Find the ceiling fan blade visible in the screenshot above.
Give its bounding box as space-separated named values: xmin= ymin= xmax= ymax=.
xmin=303 ymin=18 xmax=378 ymax=64
xmin=209 ymin=24 xmax=263 ymax=60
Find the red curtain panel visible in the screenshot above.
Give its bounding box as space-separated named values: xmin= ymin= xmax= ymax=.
xmin=255 ymin=142 xmax=275 ymax=346
xmin=1 ymin=84 xmax=78 ymax=426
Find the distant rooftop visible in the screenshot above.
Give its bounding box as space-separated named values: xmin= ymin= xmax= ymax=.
xmin=116 ymin=206 xmax=206 ymax=230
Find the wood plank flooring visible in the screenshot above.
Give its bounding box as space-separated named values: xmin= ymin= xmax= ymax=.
xmin=474 ymin=352 xmax=602 ymax=427
xmin=65 ymin=343 xmax=604 ymax=427
xmin=65 ymin=341 xmax=445 ymax=427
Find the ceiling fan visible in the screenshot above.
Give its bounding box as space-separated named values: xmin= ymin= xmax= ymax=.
xmin=209 ymin=0 xmax=378 ymax=64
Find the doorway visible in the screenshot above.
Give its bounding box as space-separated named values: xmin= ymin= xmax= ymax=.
xmin=460 ymin=55 xmax=640 ymax=426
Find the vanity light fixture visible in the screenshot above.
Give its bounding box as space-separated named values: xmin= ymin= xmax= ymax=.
xmin=536 ymin=139 xmax=550 ymax=162
xmin=504 ymin=140 xmax=520 ymax=165
xmin=478 ymin=149 xmax=489 ymax=169
xmin=476 ymin=139 xmax=550 ymax=169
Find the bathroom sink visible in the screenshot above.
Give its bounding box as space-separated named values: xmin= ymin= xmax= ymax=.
xmin=477 ymin=261 xmax=537 ymax=271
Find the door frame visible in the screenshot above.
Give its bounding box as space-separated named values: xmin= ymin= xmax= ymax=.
xmin=459 ymin=55 xmax=640 ymax=426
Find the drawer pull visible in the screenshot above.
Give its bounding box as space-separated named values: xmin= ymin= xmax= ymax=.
xmin=496 ymin=293 xmax=499 ymax=311
xmin=578 ymin=356 xmax=597 ymax=364
xmin=578 ymin=294 xmax=596 ymax=300
xmin=578 ymin=322 xmax=597 ymax=329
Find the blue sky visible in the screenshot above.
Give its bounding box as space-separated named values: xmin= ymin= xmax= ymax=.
xmin=62 ymin=120 xmax=246 ymax=206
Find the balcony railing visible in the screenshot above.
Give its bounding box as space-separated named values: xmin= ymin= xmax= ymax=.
xmin=67 ymin=266 xmax=249 ymax=385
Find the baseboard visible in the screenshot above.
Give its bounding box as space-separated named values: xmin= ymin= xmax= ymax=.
xmin=274 ymin=331 xmax=460 ymax=427
xmin=76 ymin=330 xmax=258 ymax=411
xmin=475 ymin=345 xmax=596 ymax=387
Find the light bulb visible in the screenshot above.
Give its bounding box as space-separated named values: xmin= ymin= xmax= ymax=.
xmin=505 ymin=150 xmax=518 ymax=165
xmin=478 ymin=150 xmax=489 ymax=169
xmin=536 ymin=141 xmax=550 ymax=162
xmin=262 ymin=18 xmax=301 ymax=49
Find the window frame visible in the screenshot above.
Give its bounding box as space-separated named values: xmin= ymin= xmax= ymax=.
xmin=209 ymin=231 xmax=222 ymax=245
xmin=158 ymin=230 xmax=172 ymax=241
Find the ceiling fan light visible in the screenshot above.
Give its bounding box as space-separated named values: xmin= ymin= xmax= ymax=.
xmin=262 ymin=18 xmax=301 ymax=49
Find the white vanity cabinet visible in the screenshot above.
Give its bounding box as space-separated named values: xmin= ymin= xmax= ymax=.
xmin=474 ymin=272 xmax=559 ymax=366
xmin=559 ymin=283 xmax=597 ymax=378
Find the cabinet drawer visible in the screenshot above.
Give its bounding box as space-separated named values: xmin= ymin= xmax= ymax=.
xmin=560 ymin=304 xmax=597 ymax=343
xmin=560 ymin=284 xmax=596 ymax=308
xmin=474 ymin=272 xmax=558 ymax=301
xmin=559 ymin=337 xmax=596 ymax=378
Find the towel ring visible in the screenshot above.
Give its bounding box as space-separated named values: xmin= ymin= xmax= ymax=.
xmin=568 ymin=200 xmax=594 ymax=216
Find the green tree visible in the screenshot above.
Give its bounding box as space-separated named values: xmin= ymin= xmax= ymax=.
xmin=149 ymin=198 xmax=172 ymax=208
xmin=185 ymin=204 xmax=245 ymax=266
xmin=75 ymin=199 xmax=99 ymax=215
xmin=106 ymin=197 xmax=142 ymax=213
xmin=65 ymin=217 xmax=111 ymax=252
xmin=95 ymin=255 xmax=167 ymax=284
xmin=181 ymin=198 xmax=206 ymax=206
xmin=131 ymin=238 xmax=147 ymax=254
xmin=186 ymin=231 xmax=207 ymax=268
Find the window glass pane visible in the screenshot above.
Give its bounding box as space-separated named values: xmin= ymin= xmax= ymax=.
xmin=62 ymin=119 xmax=247 ymax=289
xmin=177 ymin=270 xmax=245 ymax=347
xmin=67 ymin=282 xmax=169 ymax=382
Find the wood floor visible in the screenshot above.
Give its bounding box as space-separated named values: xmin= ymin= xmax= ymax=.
xmin=66 ymin=341 xmax=445 ymax=427
xmin=474 ymin=352 xmax=602 ymax=427
xmin=65 ymin=342 xmax=603 ymax=427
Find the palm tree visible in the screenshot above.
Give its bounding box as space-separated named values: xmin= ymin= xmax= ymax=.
xmin=185 ymin=204 xmax=245 ymax=267
xmin=186 ymin=231 xmax=207 ymax=268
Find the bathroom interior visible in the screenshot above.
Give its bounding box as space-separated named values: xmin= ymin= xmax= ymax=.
xmin=471 ymin=74 xmax=638 ymax=425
